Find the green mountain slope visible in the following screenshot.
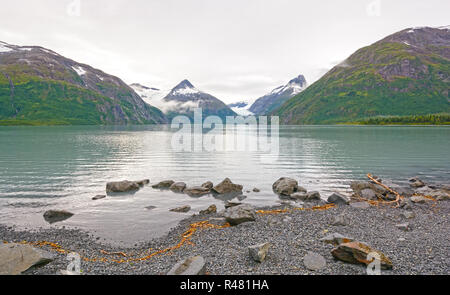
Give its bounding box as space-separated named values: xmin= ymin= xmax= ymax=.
xmin=0 ymin=42 xmax=167 ymax=125
xmin=274 ymin=26 xmax=450 ymax=124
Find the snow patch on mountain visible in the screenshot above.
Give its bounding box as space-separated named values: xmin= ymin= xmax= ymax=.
xmin=0 ymin=43 xmax=13 ymax=53
xmin=72 ymin=66 xmax=86 ymax=76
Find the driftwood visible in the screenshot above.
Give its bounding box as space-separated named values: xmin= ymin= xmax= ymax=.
xmin=362 ymin=173 xmax=403 ymax=207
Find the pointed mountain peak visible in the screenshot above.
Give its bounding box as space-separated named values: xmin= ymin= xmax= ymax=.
xmin=169 ymin=79 xmax=200 ymax=96
xmin=174 ymin=79 xmax=195 ymax=90
xmin=288 ymin=74 xmax=307 ymax=86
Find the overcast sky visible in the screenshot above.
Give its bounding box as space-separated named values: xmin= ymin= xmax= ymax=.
xmin=0 ymin=0 xmax=449 ymax=103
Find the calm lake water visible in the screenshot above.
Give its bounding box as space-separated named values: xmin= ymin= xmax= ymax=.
xmin=0 ymin=125 xmax=449 ymax=245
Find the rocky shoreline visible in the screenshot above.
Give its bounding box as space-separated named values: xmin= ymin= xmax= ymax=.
xmin=1 ymin=176 xmax=449 ymax=275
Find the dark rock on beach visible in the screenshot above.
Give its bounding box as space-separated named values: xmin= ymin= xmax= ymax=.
xmin=167 ymin=256 xmax=206 ymax=275
xmin=248 ymin=243 xmax=271 ymax=263
xmin=223 ymin=204 xmax=256 ymax=226
xmin=303 ymin=252 xmax=326 ymax=271
xmin=0 ymin=243 xmax=54 ymax=275
xmin=43 ymin=210 xmax=74 ymax=224
xmin=331 ymin=241 xmax=393 ymax=270
xmin=327 ymin=193 xmax=350 ymax=205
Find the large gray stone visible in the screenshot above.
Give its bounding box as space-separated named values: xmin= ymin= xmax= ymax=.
xmin=248 ymin=243 xmax=271 ymax=263
xmin=327 ymin=193 xmax=350 ymax=205
xmin=224 ymin=204 xmax=256 ymax=226
xmin=303 ymin=252 xmax=326 ymax=271
xmin=106 ymin=180 xmax=140 ymax=193
xmin=212 ymin=178 xmax=243 ymax=194
xmin=167 ymin=256 xmax=206 ymax=275
xmin=0 ymin=243 xmax=54 ymax=275
xmin=360 ymin=188 xmax=377 ymax=200
xmin=272 ymin=177 xmax=298 ymax=196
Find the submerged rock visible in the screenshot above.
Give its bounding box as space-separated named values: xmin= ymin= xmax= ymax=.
xmin=248 ymin=243 xmax=271 ymax=263
xmin=170 ymin=182 xmax=187 ymax=193
xmin=224 ymin=204 xmax=256 ymax=226
xmin=201 ymin=181 xmax=214 ymax=190
xmin=409 ymin=177 xmax=425 ymax=188
xmin=224 ymin=201 xmax=242 ymax=209
xmin=92 ymin=195 xmax=106 ymax=200
xmin=212 ymin=178 xmax=243 ymax=194
xmin=170 ymin=205 xmax=191 ymax=213
xmin=136 ymin=179 xmax=150 ymax=186
xmin=0 ymin=243 xmax=54 ymax=275
xmin=272 ymin=177 xmax=298 ymax=196
xmin=184 ymin=186 xmax=210 ymax=196
xmin=106 ymin=180 xmax=140 ymax=193
xmin=303 ymin=252 xmax=327 ymax=271
xmin=200 ymin=204 xmax=217 ymax=215
xmin=167 ymin=256 xmax=206 ymax=275
xmin=152 ymin=180 xmax=175 ymax=189
xmin=331 ymin=241 xmax=393 ymax=270
xmin=43 ymin=210 xmax=74 ymax=224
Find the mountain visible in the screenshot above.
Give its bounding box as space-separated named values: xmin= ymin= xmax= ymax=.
xmin=249 ymin=75 xmax=307 ymax=115
xmin=162 ymin=79 xmax=237 ymax=120
xmin=275 ymin=26 xmax=450 ymax=124
xmin=0 ymin=41 xmax=167 ymax=125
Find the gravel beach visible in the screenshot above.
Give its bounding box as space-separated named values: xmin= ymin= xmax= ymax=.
xmin=1 ymin=198 xmax=449 ymax=275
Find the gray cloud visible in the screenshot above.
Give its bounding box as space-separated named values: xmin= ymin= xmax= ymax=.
xmin=0 ymin=0 xmax=449 ymax=103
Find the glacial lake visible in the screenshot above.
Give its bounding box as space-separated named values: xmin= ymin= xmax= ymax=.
xmin=0 ymin=125 xmax=449 ymax=246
